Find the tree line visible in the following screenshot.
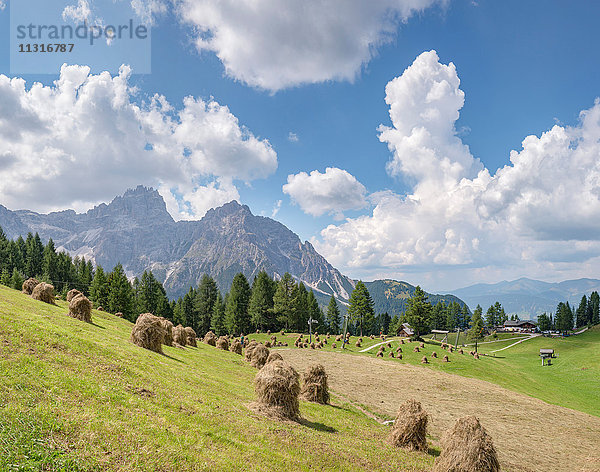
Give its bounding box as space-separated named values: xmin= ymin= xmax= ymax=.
xmin=537 ymin=292 xmax=600 ymax=333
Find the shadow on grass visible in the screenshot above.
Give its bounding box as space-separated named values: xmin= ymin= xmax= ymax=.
xmin=89 ymin=321 xmax=106 ymax=329
xmin=427 ymin=446 xmax=440 ymax=457
xmin=162 ymin=352 xmax=184 ymax=363
xmin=299 ymin=418 xmax=337 ymax=433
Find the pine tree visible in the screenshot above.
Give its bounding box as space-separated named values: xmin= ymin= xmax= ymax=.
xmin=576 ymin=295 xmax=588 ymax=328
xmin=468 ymin=306 xmax=485 ymax=341
xmin=292 ymin=282 xmax=309 ymax=332
xmin=248 ymin=271 xmax=276 ymax=331
xmin=347 ymin=281 xmax=375 ymax=336
xmin=326 ymin=295 xmax=341 ymax=333
xmin=182 ymin=289 xmax=196 ymax=328
xmin=107 ymin=263 xmax=135 ymax=320
xmin=555 ymin=302 xmax=574 ymax=332
xmin=430 ymin=302 xmax=447 ymax=330
xmin=485 ymin=304 xmax=498 ymax=328
xmin=25 ymin=232 xmax=44 ymax=277
xmin=210 ymin=292 xmax=226 ymax=336
xmin=90 ymin=266 xmax=109 ymax=309
xmin=590 ymin=291 xmax=600 ymax=325
xmin=537 ymin=313 xmax=552 ymax=331
xmin=224 ymin=273 xmax=251 ymax=335
xmin=195 ymin=275 xmax=219 ymax=336
xmin=42 ymin=238 xmax=58 ymax=286
xmin=403 ymin=285 xmax=432 ymax=339
xmin=273 ymin=273 xmax=296 ymax=330
xmin=10 ymin=267 xmax=23 ymax=291
xmin=0 ymin=268 xmax=10 ymax=286
xmin=306 ymin=290 xmax=322 ymax=331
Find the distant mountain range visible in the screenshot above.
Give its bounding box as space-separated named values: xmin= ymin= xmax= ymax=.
xmin=0 ymin=186 xmax=464 ymax=315
xmin=449 ymin=277 xmax=600 ymax=318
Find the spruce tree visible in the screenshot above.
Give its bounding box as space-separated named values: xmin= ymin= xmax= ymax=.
xmin=306 ymin=290 xmax=322 ymax=329
xmin=248 ymin=271 xmax=276 ymax=331
xmin=403 ymin=285 xmax=432 ymax=339
xmin=347 ymin=281 xmax=375 ymax=336
xmin=210 ymin=292 xmax=226 ymax=336
xmin=10 ymin=268 xmax=23 ymax=291
xmin=90 ymin=266 xmax=109 ymax=309
xmin=195 ymin=275 xmax=219 ymax=336
xmin=590 ymin=291 xmax=600 ymax=325
xmin=326 ymin=295 xmax=341 ymax=333
xmin=468 ymin=306 xmax=485 ymax=341
xmin=292 ymin=282 xmax=309 ymax=332
xmin=0 ymin=268 xmax=10 ymax=286
xmin=107 ymin=263 xmax=134 ymax=320
xmin=224 ymin=273 xmax=251 ymax=335
xmin=430 ymin=302 xmax=447 ymax=330
xmin=273 ymin=273 xmax=296 ymax=330
xmin=576 ymin=295 xmax=588 ymax=328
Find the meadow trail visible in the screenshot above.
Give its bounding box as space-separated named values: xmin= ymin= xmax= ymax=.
xmin=490 ymin=334 xmax=540 ymax=353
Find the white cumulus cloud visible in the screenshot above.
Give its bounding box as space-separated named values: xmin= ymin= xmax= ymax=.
xmin=0 ymin=65 xmax=277 ymax=219
xmin=174 ymin=0 xmax=444 ymax=91
xmin=314 ymin=50 xmax=600 ymax=289
xmin=283 ymin=167 xmax=368 ymax=219
xmin=62 ymin=0 xmax=92 ymax=23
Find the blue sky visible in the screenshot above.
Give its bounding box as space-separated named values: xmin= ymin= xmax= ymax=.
xmin=1 ymin=0 xmax=600 ymax=291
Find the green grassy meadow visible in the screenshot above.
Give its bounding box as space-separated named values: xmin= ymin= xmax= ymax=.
xmin=0 ymin=285 xmax=434 ymax=471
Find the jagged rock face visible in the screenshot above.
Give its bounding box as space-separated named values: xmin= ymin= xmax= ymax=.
xmin=0 ymin=186 xmax=355 ymax=301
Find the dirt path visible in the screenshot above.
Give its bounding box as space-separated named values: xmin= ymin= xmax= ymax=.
xmin=490 ymin=334 xmax=539 ymax=353
xmin=283 ymin=349 xmax=600 ymax=472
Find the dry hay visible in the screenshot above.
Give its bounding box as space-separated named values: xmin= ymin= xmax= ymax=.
xmin=115 ymin=312 xmax=124 ymax=318
xmin=173 ymin=324 xmax=187 ymax=346
xmin=421 ymin=356 xmax=429 ymax=364
xmin=323 ymin=339 xmax=328 ymax=344
xmin=388 ymin=399 xmax=428 ymax=451
xmin=432 ymin=352 xmax=438 ymax=358
xmin=281 ymin=330 xmax=286 ymax=336
xmin=184 ymin=327 xmax=197 ymax=347
xmin=459 ymin=348 xmax=464 ymax=355
xmin=252 ymin=360 xmax=300 ymax=421
xmin=379 ymin=346 xmax=385 ymax=352
xmin=66 ymin=288 xmax=82 ymax=302
xmin=397 ymin=353 xmax=403 ymax=360
xmin=303 ymin=343 xmax=308 ymax=348
xmin=265 ymin=341 xmax=272 ymax=348
xmin=413 ymin=346 xmax=420 ymax=353
xmin=130 ymin=313 xmax=165 ymax=354
xmin=301 ymin=364 xmax=329 ymax=404
xmin=335 ymin=335 xmax=342 ymax=342
xmin=442 ymin=355 xmax=450 ymax=363
xmin=433 ymin=416 xmax=500 ymax=472
xmin=396 ymin=347 xmax=403 ymax=353
xmin=389 ymin=351 xmax=395 ymax=358
xmin=256 ymin=329 xmax=260 ymax=334
xmin=387 ymin=342 xmax=392 ymax=348
xmin=358 ymin=337 xmax=363 ymax=343
xmin=355 ymin=341 xmax=362 ymax=348
xmin=216 ymin=336 xmax=229 ymax=351
xmin=267 ymin=330 xmax=271 ymax=335
xmin=332 ymin=343 xmax=337 ymax=348
xmin=376 ymin=351 xmax=383 ymax=358
xmin=441 ymin=342 xmax=448 ymax=349
xmin=203 ymin=330 xmax=217 ymax=346
xmin=245 ymin=340 xmax=260 ymax=361
xmin=230 ymin=339 xmax=243 ymax=355
xmin=31 ymin=283 xmax=55 ymax=304
xmin=310 ymin=342 xmax=316 ymax=350
xmin=267 ymin=351 xmax=284 ymax=364
xmin=419 ymin=342 xmax=425 ymax=348
xmin=400 ymin=339 xmax=405 ymax=344
xmin=67 ymin=294 xmax=92 ymax=323
xmin=474 ymin=353 xmax=480 ymax=360
xmin=22 ymin=278 xmax=40 ymax=295
xmin=249 ymin=344 xmax=270 ymax=369
xmin=160 ymin=318 xmax=174 ymax=346
xmin=97 ymin=306 xmax=104 ymax=311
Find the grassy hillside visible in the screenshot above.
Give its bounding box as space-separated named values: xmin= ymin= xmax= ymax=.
xmin=0 ymin=285 xmax=434 ymax=471
xmin=254 ymin=329 xmax=600 ymax=417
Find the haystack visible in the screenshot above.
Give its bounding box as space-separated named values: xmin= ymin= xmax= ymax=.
xmin=173 ymin=324 xmax=187 ymax=346
xmin=249 ymin=344 xmax=270 ymax=369
xmin=266 ymin=351 xmax=283 ymax=364
xmin=332 ymin=343 xmax=337 ymax=348
xmin=253 ymin=360 xmax=300 ymax=421
xmin=419 ymin=342 xmax=425 ymax=348
xmin=376 ymin=351 xmax=383 ymax=358
xmin=31 ymin=283 xmax=55 ymax=304
xmin=66 ymin=288 xmax=82 ymax=302
xmin=474 ymin=353 xmax=480 ymax=360
xmin=397 ymin=353 xmax=403 ymax=360
xmin=203 ymin=330 xmax=217 ymax=346
xmin=130 ymin=313 xmax=165 ymax=354
xmin=310 ymin=342 xmax=316 ymax=349
xmin=301 ymin=364 xmax=329 ymax=404
xmin=115 ymin=312 xmax=124 ymax=318
xmin=265 ymin=341 xmax=272 ymax=348
xmin=396 ymin=347 xmax=403 ymax=353
xmin=230 ymin=339 xmax=243 ymax=355
xmin=389 ymin=351 xmax=395 ymax=358
xmin=185 ymin=327 xmax=197 ymax=347
xmin=160 ymin=318 xmax=174 ymax=346
xmin=216 ymin=336 xmax=229 ymax=351
xmin=459 ymin=348 xmax=464 ymax=355
xmin=421 ymin=356 xmax=429 ymax=364
xmin=22 ymin=278 xmax=40 ymax=295
xmin=433 ymin=416 xmax=500 ymax=472
xmin=413 ymin=346 xmax=420 ymax=353
xmin=355 ymin=341 xmax=361 ymax=348
xmin=97 ymin=306 xmax=104 ymax=311
xmin=388 ymin=399 xmax=428 ymax=451
xmin=442 ymin=355 xmax=450 ymax=362
xmin=432 ymin=352 xmax=438 ymax=358
xmin=67 ymin=294 xmax=92 ymax=323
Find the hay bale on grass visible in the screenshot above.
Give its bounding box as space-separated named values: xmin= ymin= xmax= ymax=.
xmin=474 ymin=353 xmax=480 ymax=360
xmin=332 ymin=343 xmax=337 ymax=348
xmin=459 ymin=348 xmax=464 ymax=355
xmin=301 ymin=364 xmax=329 ymax=404
xmin=376 ymin=351 xmax=383 ymax=358
xmin=203 ymin=331 xmax=217 ymax=346
xmin=388 ymin=399 xmax=428 ymax=451
xmin=266 ymin=351 xmax=283 ymax=364
xmin=419 ymin=342 xmax=425 ymax=348
xmin=265 ymin=341 xmax=272 ymax=348
xmin=185 ymin=327 xmax=197 ymax=347
xmin=421 ymin=356 xmax=428 ymax=364
xmin=173 ymin=324 xmax=187 ymax=346
xmin=396 ymin=347 xmax=403 ymax=353
xmin=400 ymin=339 xmax=405 ymax=344
xmin=249 ymin=344 xmax=270 ymax=369
xmin=310 ymin=342 xmax=316 ymax=350
xmin=115 ymin=312 xmax=124 ymax=318
xmin=253 ymin=360 xmax=300 ymax=421
xmin=22 ymin=278 xmax=40 ymax=295
xmin=397 ymin=353 xmax=403 ymax=360
xmin=230 ymin=339 xmax=243 ymax=355
xmin=160 ymin=318 xmax=174 ymax=346
xmin=442 ymin=355 xmax=450 ymax=362
xmin=432 ymin=352 xmax=438 ymax=358
xmin=387 ymin=342 xmax=392 ymax=348
xmin=413 ymin=346 xmax=420 ymax=353
xmin=31 ymin=283 xmax=55 ymax=304
xmin=355 ymin=341 xmax=361 ymax=348
xmin=131 ymin=313 xmax=165 ymax=354
xmin=433 ymin=416 xmax=500 ymax=472
xmin=245 ymin=340 xmax=260 ymax=360
xmin=389 ymin=351 xmax=395 ymax=358
xmin=216 ymin=336 xmax=229 ymax=351
xmin=66 ymin=289 xmax=82 ymax=302
xmin=67 ymin=294 xmax=92 ymax=322
xmin=97 ymin=306 xmax=104 ymax=311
